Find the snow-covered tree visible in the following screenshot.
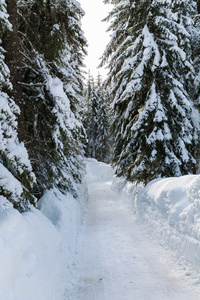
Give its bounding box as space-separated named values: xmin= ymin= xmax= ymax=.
xmin=192 ymin=2 xmax=200 ymax=102
xmin=0 ymin=0 xmax=36 ymax=210
xmin=16 ymin=0 xmax=87 ymax=198
xmin=192 ymin=9 xmax=200 ymax=170
xmin=102 ymin=0 xmax=199 ymax=183
xmin=95 ymin=75 xmax=111 ymax=162
xmin=84 ymin=75 xmax=100 ymax=159
xmin=84 ymin=75 xmax=111 ymax=162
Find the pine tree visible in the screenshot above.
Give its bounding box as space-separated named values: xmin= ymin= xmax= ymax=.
xmin=17 ymin=0 xmax=87 ymax=198
xmin=95 ymin=75 xmax=111 ymax=162
xmin=84 ymin=75 xmax=100 ymax=158
xmin=0 ymin=0 xmax=36 ymax=211
xmin=102 ymin=0 xmax=198 ymax=183
xmin=84 ymin=74 xmax=111 ymax=162
xmin=192 ymin=1 xmax=200 ymax=102
xmin=192 ymin=4 xmax=200 ymax=170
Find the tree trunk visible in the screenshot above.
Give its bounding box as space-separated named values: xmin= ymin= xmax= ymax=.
xmin=3 ymin=0 xmax=25 ymax=142
xmin=198 ymin=0 xmax=200 ymax=13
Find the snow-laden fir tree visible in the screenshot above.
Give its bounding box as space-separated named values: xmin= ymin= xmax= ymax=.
xmin=84 ymin=74 xmax=111 ymax=162
xmin=192 ymin=6 xmax=200 ymax=170
xmin=101 ymin=0 xmax=199 ymax=183
xmin=192 ymin=1 xmax=200 ymax=104
xmin=0 ymin=0 xmax=36 ymax=210
xmin=84 ymin=75 xmax=100 ymax=159
xmin=95 ymin=75 xmax=111 ymax=162
xmin=16 ymin=0 xmax=87 ymax=197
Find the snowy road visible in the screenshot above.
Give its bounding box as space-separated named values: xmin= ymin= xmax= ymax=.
xmin=73 ymin=160 xmax=200 ymax=300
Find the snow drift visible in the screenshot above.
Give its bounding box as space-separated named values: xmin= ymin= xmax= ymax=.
xmin=0 ymin=187 xmax=84 ymax=300
xmin=113 ymin=174 xmax=200 ymax=279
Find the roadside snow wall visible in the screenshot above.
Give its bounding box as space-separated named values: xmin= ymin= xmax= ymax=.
xmin=0 ymin=186 xmax=85 ymax=300
xmin=113 ymin=174 xmax=200 ymax=277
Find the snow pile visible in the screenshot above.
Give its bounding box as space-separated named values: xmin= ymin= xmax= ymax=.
xmin=0 ymin=188 xmax=82 ymax=300
xmin=113 ymin=174 xmax=200 ymax=277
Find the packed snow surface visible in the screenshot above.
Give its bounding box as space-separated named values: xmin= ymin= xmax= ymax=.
xmin=1 ymin=159 xmax=200 ymax=299
xmin=73 ymin=159 xmax=200 ymax=299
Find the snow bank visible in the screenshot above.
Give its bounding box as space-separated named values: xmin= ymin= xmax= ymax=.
xmin=113 ymin=174 xmax=200 ymax=278
xmin=0 ymin=187 xmax=83 ymax=300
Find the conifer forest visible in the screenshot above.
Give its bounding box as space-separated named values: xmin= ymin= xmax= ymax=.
xmin=0 ymin=0 xmax=200 ymax=211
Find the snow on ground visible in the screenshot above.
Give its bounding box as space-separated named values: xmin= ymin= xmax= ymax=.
xmin=114 ymin=173 xmax=200 ymax=281
xmin=0 ymin=187 xmax=83 ymax=300
xmin=72 ymin=159 xmax=200 ymax=299
xmin=1 ymin=158 xmax=200 ymax=299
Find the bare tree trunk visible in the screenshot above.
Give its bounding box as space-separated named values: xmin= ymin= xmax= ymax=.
xmin=3 ymin=0 xmax=25 ymax=142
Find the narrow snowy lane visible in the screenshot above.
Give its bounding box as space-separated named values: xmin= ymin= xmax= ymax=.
xmin=74 ymin=160 xmax=200 ymax=300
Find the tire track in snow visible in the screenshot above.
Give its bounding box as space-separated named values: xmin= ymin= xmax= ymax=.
xmin=76 ymin=185 xmax=106 ymax=300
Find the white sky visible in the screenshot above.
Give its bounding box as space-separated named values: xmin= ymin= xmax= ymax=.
xmin=79 ymin=0 xmax=113 ymax=79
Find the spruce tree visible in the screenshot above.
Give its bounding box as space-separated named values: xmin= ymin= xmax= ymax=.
xmin=17 ymin=0 xmax=87 ymax=198
xmin=84 ymin=74 xmax=111 ymax=162
xmin=102 ymin=0 xmax=198 ymax=183
xmin=84 ymin=75 xmax=100 ymax=159
xmin=192 ymin=5 xmax=200 ymax=170
xmin=0 ymin=0 xmax=36 ymax=211
xmin=95 ymin=75 xmax=111 ymax=162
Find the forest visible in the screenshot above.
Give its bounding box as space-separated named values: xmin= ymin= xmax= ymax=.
xmin=0 ymin=0 xmax=200 ymax=209
xmin=1 ymin=0 xmax=200 ymax=299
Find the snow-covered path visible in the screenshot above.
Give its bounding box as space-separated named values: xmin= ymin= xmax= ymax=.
xmin=73 ymin=160 xmax=200 ymax=300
